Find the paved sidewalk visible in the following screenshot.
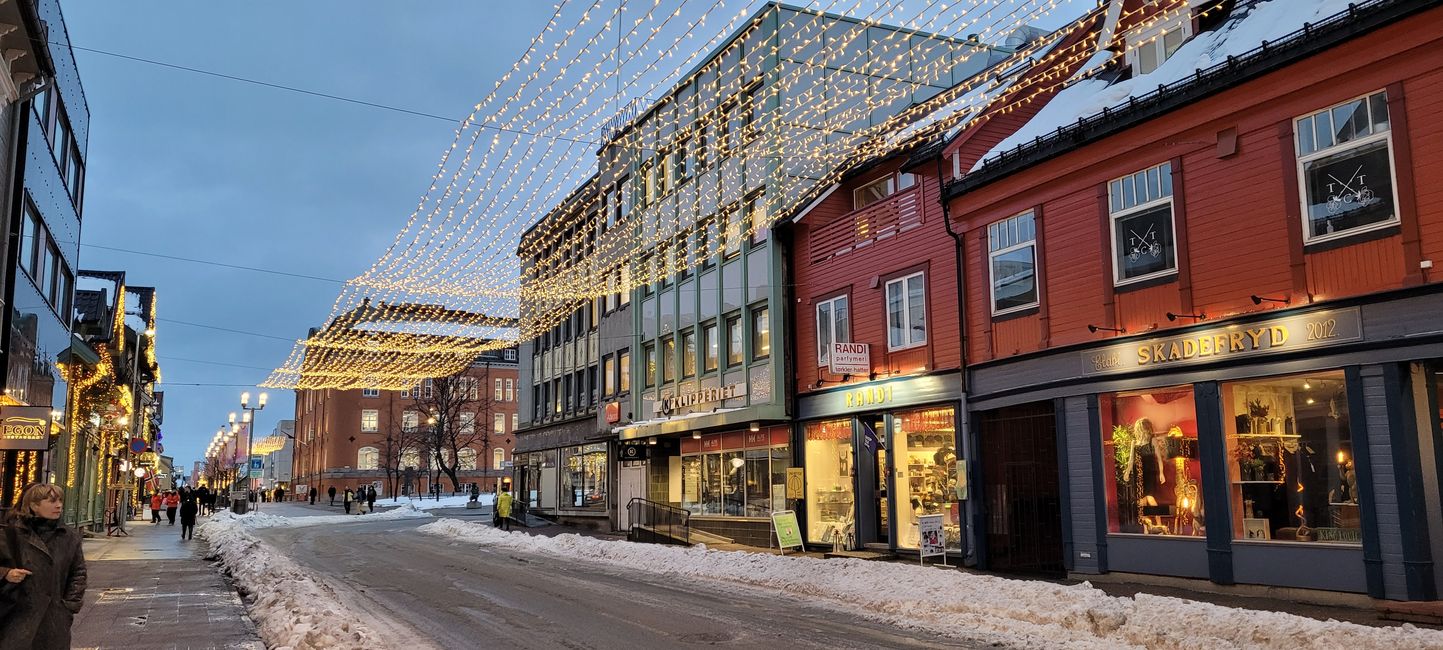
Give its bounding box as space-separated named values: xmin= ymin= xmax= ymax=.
xmin=72 ymin=515 xmax=262 ymax=650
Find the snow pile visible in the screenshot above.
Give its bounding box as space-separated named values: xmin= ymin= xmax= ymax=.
xmin=421 ymin=518 xmax=1443 ymax=650
xmin=974 ymin=0 xmax=1361 ymax=170
xmin=216 ymin=502 xmax=433 ymax=530
xmin=389 ymin=494 xmax=494 ymax=511
xmin=200 ymin=513 xmax=390 ymax=649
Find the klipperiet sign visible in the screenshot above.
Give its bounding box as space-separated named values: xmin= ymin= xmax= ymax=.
xmin=0 ymin=407 xmax=53 ymax=451
xmin=1080 ymin=307 xmax=1362 ymax=376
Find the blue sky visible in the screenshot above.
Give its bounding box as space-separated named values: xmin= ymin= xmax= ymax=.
xmin=62 ymin=0 xmax=1089 ymax=478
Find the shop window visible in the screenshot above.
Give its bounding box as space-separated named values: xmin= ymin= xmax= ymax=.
xmin=726 ymin=315 xmax=743 ymax=367
xmin=804 ymin=419 xmax=855 ymax=544
xmin=885 ymin=272 xmax=927 ymax=350
xmin=702 ymin=322 xmax=718 ymax=373
xmin=1295 ymin=90 xmax=1397 ymax=242
xmin=357 ymin=447 xmax=379 ymax=471
xmin=1223 ymin=372 xmax=1358 ymax=544
xmin=1100 ymin=386 xmax=1203 ymax=536
xmin=682 ymin=433 xmax=790 ymax=517
xmin=643 ymin=342 xmax=657 ymax=387
xmin=987 ymin=211 xmax=1038 ymax=315
xmin=893 ymin=407 xmax=961 ymax=550
xmin=681 ymin=329 xmax=697 ymax=378
xmin=563 ymin=444 xmax=607 ymax=508
xmin=1126 ymin=14 xmax=1191 ymax=76
xmin=815 ymin=295 xmax=850 ymax=367
xmin=662 ymin=336 xmax=676 ymax=382
xmin=751 ymin=306 xmax=771 ymax=359
xmin=1109 ymin=162 xmax=1177 ymax=285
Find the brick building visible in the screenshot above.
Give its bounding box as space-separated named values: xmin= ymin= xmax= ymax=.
xmin=291 ymin=347 xmax=520 ymax=499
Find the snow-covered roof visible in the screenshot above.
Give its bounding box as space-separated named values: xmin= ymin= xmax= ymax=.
xmin=972 ymin=0 xmax=1368 ymax=172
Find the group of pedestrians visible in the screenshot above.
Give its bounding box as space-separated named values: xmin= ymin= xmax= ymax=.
xmin=340 ymin=485 xmax=377 ymax=515
xmin=145 ymin=487 xmax=208 ymax=540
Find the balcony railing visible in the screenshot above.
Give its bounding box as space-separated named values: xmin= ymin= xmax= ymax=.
xmin=808 ymin=189 xmax=922 ymax=266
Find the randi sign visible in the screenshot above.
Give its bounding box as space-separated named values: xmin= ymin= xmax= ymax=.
xmin=830 ymin=342 xmax=870 ymax=375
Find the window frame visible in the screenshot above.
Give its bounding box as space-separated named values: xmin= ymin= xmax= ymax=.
xmin=1108 ymin=162 xmax=1179 ymax=286
xmin=751 ymin=305 xmax=771 ymax=360
xmin=884 ymin=271 xmax=928 ymax=351
xmin=357 ymin=446 xmax=379 ymax=471
xmin=987 ymin=211 xmax=1040 ymax=316
xmin=680 ymin=328 xmax=697 ymax=378
xmin=814 ymin=294 xmax=850 ymax=367
xmin=725 ymin=313 xmax=743 ymax=367
xmin=701 ymin=320 xmax=719 ymax=373
xmin=361 ymin=388 xmax=380 ymax=398
xmin=360 ymin=409 xmax=379 ymax=432
xmin=1294 ymin=89 xmax=1401 ymax=245
xmin=618 ymin=348 xmax=631 ymax=393
xmin=1126 ymin=13 xmax=1192 ymax=76
xmin=661 ymin=335 xmax=676 ymax=383
xmin=643 ymin=342 xmax=657 ymax=388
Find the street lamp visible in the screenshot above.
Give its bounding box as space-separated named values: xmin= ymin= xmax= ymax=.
xmin=238 ymin=391 xmax=267 ymax=510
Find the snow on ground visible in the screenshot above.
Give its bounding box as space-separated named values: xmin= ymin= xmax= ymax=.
xmin=420 ymin=518 xmax=1443 ymax=650
xmin=199 ymin=511 xmax=415 ymax=649
xmin=388 ymin=494 xmax=494 ymax=511
xmin=974 ymin=0 xmax=1362 ymax=170
xmin=218 ymin=502 xmax=434 ymax=530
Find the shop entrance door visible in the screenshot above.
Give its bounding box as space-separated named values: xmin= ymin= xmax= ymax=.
xmin=979 ymin=402 xmax=1064 ymax=576
xmin=617 ymin=462 xmax=647 ymax=531
xmin=858 ymin=416 xmax=892 ymax=547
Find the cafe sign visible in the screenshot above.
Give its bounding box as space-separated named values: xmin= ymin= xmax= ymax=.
xmin=1081 ymin=307 xmax=1362 ymax=376
xmin=0 ymin=407 xmax=52 ymax=451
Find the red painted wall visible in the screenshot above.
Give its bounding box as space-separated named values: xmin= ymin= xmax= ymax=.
xmin=950 ymin=7 xmax=1443 ymax=365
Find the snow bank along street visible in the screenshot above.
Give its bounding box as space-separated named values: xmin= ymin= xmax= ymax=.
xmin=419 ymin=518 xmax=1443 ymax=650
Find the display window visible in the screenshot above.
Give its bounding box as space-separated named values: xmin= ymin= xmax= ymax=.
xmin=680 ymin=428 xmax=789 ymax=517
xmin=1222 ymin=371 xmax=1358 ymax=544
xmin=893 ymin=407 xmax=960 ymax=550
xmin=803 ymin=419 xmax=854 ymax=544
xmin=1100 ymin=386 xmax=1203 ymax=536
xmin=562 ymin=444 xmax=607 ymax=508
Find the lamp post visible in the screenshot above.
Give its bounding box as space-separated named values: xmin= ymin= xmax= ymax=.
xmin=238 ymin=391 xmax=267 ymax=511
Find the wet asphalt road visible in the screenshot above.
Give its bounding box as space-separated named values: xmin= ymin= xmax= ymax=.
xmin=254 ymin=517 xmax=995 ymax=649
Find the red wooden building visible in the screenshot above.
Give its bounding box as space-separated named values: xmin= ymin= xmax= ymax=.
xmin=944 ymin=0 xmax=1443 ymax=599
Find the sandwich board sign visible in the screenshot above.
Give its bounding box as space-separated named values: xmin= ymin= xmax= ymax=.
xmin=771 ymin=510 xmax=804 ymax=554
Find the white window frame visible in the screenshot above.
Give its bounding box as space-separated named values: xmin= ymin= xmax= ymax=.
xmin=493 ymin=447 xmax=506 ymax=470
xmin=495 ymin=378 xmax=504 ymax=401
xmin=988 ymin=211 xmax=1040 ymax=316
xmin=459 ymin=412 xmax=476 ymax=435
xmin=423 ymin=379 xmax=434 ymax=399
xmin=494 ymin=412 xmax=507 ymax=435
xmin=815 ymin=295 xmax=850 ymax=367
xmin=459 ymin=448 xmax=478 ymax=471
xmin=361 ymin=388 xmax=379 ymax=398
xmin=1294 ymin=89 xmax=1400 ymax=245
xmin=885 ymin=272 xmax=927 ymax=351
xmin=504 ymin=378 xmax=514 ymax=402
xmin=1108 ymin=162 xmax=1179 ymax=286
xmin=360 ymin=409 xmax=379 ymax=432
xmin=1126 ymin=13 xmax=1192 ymax=76
xmin=504 ymin=349 xmax=517 ymax=361
xmin=357 ymin=446 xmax=379 ymax=471
xmin=852 ymin=175 xmax=894 ymax=210
xmin=402 ymin=410 xmax=419 ymax=433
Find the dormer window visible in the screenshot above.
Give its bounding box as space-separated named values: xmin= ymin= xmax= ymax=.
xmin=1127 ymin=15 xmax=1191 ymax=76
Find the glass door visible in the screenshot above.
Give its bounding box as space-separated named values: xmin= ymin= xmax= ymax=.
xmin=860 ymin=415 xmax=890 ymax=546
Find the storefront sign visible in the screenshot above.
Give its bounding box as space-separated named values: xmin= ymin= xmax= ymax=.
xmin=772 ymin=510 xmax=804 ymax=551
xmin=798 ymin=373 xmax=961 ymax=421
xmin=830 ymin=342 xmax=870 ymax=375
xmin=0 ymin=407 xmax=51 ymax=451
xmin=844 ymin=384 xmax=893 ymax=409
xmin=918 ymin=514 xmax=946 ymax=558
xmin=618 ymin=444 xmax=649 ymax=461
xmin=1080 ymin=307 xmax=1363 ymax=376
xmin=785 ymin=468 xmax=804 ymax=500
xmin=656 ymin=382 xmax=747 ymax=414
xmin=604 ymin=402 xmax=621 ymax=424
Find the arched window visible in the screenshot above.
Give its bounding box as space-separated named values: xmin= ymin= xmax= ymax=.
xmin=493 ymin=448 xmax=506 ymax=470
xmin=401 ymin=448 xmax=421 ymax=469
xmin=357 ymin=446 xmax=379 ymax=470
xmin=459 ymin=448 xmax=478 ymax=471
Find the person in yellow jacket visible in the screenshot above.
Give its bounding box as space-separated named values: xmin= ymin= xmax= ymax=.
xmin=495 ymin=487 xmax=514 ymax=531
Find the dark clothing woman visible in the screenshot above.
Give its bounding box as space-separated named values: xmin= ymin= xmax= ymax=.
xmin=179 ymin=500 xmax=199 ymax=540
xmin=0 ymin=517 xmax=87 ymax=650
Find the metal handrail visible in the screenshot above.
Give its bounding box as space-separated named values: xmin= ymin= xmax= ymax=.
xmin=626 ymin=497 xmax=690 ymax=546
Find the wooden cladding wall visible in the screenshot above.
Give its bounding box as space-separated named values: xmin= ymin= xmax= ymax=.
xmin=793 ymin=172 xmax=960 ymax=394
xmin=949 ymin=8 xmax=1443 ymax=364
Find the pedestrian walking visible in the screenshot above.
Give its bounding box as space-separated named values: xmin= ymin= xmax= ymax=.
xmin=495 ymin=486 xmax=514 ymax=531
xmin=179 ymin=493 xmax=198 ymax=541
xmin=149 ymin=493 xmax=162 ymax=524
xmin=328 ymin=485 xmax=336 ymax=506
xmin=164 ymin=491 xmax=180 ymax=526
xmin=343 ymin=488 xmax=353 ymax=515
xmin=0 ymin=483 xmax=87 ymax=650
xmin=366 ymin=485 xmax=376 ymax=512
xmin=275 ymin=486 xmax=286 ymax=503
xmin=309 ymin=485 xmax=317 ymax=505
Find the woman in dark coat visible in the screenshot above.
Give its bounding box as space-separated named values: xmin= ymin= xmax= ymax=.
xmin=0 ymin=483 xmax=87 ymax=650
xmin=179 ymin=489 xmax=199 ymax=541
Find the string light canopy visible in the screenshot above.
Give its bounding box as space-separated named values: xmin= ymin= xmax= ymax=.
xmin=267 ymin=0 xmax=1191 ymax=390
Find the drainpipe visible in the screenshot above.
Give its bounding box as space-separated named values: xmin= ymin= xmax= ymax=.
xmin=935 ymin=154 xmax=975 ymax=566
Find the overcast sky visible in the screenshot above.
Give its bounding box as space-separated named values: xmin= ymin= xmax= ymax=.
xmin=63 ymin=0 xmax=1087 ymax=480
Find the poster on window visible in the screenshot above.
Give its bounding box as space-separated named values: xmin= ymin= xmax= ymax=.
xmin=1114 ymin=205 xmax=1175 ymax=281
xmin=1304 ymin=140 xmax=1394 ymax=238
xmin=918 ymin=514 xmax=946 ymax=558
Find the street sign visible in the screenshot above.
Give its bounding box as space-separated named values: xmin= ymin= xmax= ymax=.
xmin=249 ymin=456 xmax=263 ymax=478
xmin=771 ymin=510 xmax=804 ymax=553
xmin=129 ymin=438 xmax=147 ymax=453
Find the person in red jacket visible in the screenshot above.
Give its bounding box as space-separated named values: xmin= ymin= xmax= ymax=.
xmin=163 ymin=491 xmax=180 ymax=525
xmin=149 ymin=493 xmax=162 ymax=524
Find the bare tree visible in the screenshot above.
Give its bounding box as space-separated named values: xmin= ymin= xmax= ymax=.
xmin=379 ymin=409 xmax=426 ymax=500
xmin=405 ymin=371 xmax=496 ymax=494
